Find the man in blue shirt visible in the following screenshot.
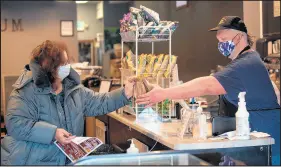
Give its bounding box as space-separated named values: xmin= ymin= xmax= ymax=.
xmin=136 ymin=16 xmax=280 ymax=165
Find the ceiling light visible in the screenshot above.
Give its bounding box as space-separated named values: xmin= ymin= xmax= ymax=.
xmin=109 ymin=1 xmax=129 ymax=4
xmin=76 ymin=1 xmax=88 ymax=4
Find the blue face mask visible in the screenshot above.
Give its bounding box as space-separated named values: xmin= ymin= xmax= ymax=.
xmin=218 ymin=34 xmax=239 ymax=57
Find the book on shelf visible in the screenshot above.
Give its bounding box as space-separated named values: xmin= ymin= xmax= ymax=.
xmin=54 ymin=137 xmax=103 ymax=163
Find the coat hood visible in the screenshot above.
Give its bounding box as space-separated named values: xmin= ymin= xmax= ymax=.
xmin=13 ymin=60 xmax=80 ymax=90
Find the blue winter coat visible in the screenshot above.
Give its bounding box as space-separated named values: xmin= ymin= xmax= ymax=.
xmin=1 ymin=61 xmax=129 ymax=165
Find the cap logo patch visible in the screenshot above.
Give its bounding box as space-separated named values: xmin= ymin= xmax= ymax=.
xmin=219 ymin=18 xmax=227 ymax=25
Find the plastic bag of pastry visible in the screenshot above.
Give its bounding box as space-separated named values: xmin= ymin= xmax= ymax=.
xmin=140 ymin=5 xmax=160 ymax=25
xmin=130 ymin=7 xmax=141 ymax=15
xmin=126 ymin=50 xmax=136 ymax=65
xmin=154 ymin=21 xmax=171 ymax=33
xmin=156 ymin=54 xmax=169 ymax=77
xmin=130 ymin=19 xmax=138 ymax=26
xmin=133 ymin=77 xmax=154 ymax=99
xmin=127 ymin=26 xmax=136 ymax=32
xmin=141 ymin=73 xmax=150 ymax=78
xmin=160 ymin=21 xmax=176 ymax=33
xmin=164 ymin=55 xmax=177 ymax=78
xmin=152 ymin=62 xmax=161 ymax=77
xmin=145 ymin=55 xmax=157 ymax=74
xmin=146 ymin=54 xmax=152 ymax=64
xmin=126 ymin=50 xmax=136 ymax=72
xmin=137 ymin=12 xmax=146 ymax=28
xmin=133 ymin=77 xmax=147 ymax=99
xmin=140 ymin=22 xmax=155 ymax=38
xmin=133 ymin=81 xmax=146 ymax=99
xmin=137 ymin=54 xmax=147 ymax=75
xmin=121 ymin=57 xmax=129 ymax=69
xmin=127 ymin=61 xmax=135 ymax=72
xmin=159 ymin=21 xmax=179 ymax=39
xmin=142 ymin=78 xmax=154 ymax=92
xmin=152 ymin=54 xmax=164 ymax=77
xmin=170 ymin=21 xmax=179 ymax=32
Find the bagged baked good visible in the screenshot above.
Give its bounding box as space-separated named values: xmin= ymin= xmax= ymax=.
xmin=137 ymin=12 xmax=146 ymax=28
xmin=157 ymin=54 xmax=169 ymax=77
xmin=129 ymin=7 xmax=141 ymax=15
xmin=140 ymin=22 xmax=155 ymax=38
xmin=170 ymin=21 xmax=179 ymax=32
xmin=140 ymin=5 xmax=160 ymax=25
xmin=124 ymin=50 xmax=136 ymax=72
xmin=133 ymin=80 xmax=147 ymax=99
xmin=121 ymin=57 xmax=128 ymax=69
xmin=157 ymin=99 xmax=171 ymax=115
xmin=145 ymin=55 xmax=157 ymax=74
xmin=126 ymin=50 xmax=136 ymax=65
xmin=133 ymin=78 xmax=153 ymax=99
xmin=155 ymin=21 xmax=171 ymax=32
xmin=159 ymin=21 xmax=179 ymax=39
xmin=145 ymin=54 xmax=152 ymax=64
xmin=120 ymin=13 xmax=134 ymax=32
xmin=159 ymin=21 xmax=171 ymax=25
xmin=128 ymin=26 xmax=137 ymax=32
xmin=137 ymin=54 xmax=147 ymax=75
xmin=164 ymin=55 xmax=177 ymax=78
xmin=127 ymin=61 xmax=135 ymax=72
xmin=152 ymin=54 xmax=164 ymax=77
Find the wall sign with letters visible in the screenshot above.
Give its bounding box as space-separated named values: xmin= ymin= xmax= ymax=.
xmin=1 ymin=19 xmax=24 ymax=32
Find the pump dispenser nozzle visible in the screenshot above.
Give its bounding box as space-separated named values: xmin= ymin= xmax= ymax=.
xmin=129 ymin=139 xmax=134 ymax=146
xmin=127 ymin=139 xmax=134 ymax=146
xmin=238 ymin=92 xmax=246 ymax=107
xmin=238 ymin=92 xmax=246 ymax=102
xmin=196 ymin=102 xmax=203 ymax=113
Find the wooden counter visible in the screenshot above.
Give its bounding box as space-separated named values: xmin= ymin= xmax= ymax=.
xmin=107 ymin=112 xmax=274 ymax=150
xmin=95 ymin=112 xmax=274 ymax=165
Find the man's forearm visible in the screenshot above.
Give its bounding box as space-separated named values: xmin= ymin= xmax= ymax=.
xmin=162 ymin=76 xmax=226 ymax=100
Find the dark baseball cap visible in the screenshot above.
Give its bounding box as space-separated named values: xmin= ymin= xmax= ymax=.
xmin=209 ymin=16 xmax=248 ymax=33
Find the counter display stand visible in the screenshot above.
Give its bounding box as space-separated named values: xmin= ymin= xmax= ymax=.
xmin=119 ymin=26 xmax=177 ymax=123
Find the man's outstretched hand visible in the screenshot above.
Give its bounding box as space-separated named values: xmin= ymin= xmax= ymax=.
xmin=135 ymin=79 xmax=165 ymax=108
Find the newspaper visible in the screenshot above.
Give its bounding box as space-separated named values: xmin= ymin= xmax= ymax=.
xmin=54 ymin=137 xmax=103 ymax=163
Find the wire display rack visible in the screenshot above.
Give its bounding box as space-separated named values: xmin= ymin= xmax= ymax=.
xmin=119 ymin=26 xmax=177 ymax=123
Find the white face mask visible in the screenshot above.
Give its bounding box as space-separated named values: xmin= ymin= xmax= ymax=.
xmin=58 ymin=64 xmax=70 ymax=80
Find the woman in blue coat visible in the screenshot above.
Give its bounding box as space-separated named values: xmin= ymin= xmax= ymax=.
xmin=1 ymin=40 xmax=135 ymax=165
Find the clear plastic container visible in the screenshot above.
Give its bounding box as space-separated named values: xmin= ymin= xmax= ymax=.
xmin=192 ymin=113 xmax=207 ymax=140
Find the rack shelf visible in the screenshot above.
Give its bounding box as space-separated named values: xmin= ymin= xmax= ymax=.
xmin=120 ymin=26 xmax=174 ymax=43
xmin=121 ymin=38 xmax=170 ymax=43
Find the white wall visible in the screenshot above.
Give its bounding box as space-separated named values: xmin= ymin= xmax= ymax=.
xmin=77 ymin=3 xmax=104 ymax=40
xmin=1 ymin=1 xmax=79 ymax=115
xmin=243 ymin=1 xmax=263 ymax=49
xmin=1 ymin=1 xmax=79 ymax=76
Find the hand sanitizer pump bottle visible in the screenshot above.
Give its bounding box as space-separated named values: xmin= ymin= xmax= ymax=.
xmin=127 ymin=139 xmax=139 ymax=154
xmin=235 ymin=92 xmax=250 ymax=140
